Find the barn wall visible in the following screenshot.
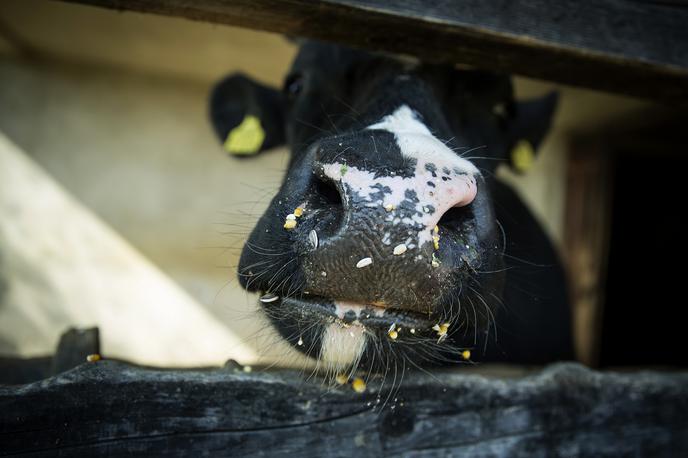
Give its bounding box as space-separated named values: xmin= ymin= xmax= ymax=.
xmin=0 ymin=0 xmax=649 ymax=365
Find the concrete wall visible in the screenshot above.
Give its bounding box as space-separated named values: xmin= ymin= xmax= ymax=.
xmin=0 ymin=0 xmax=650 ymax=365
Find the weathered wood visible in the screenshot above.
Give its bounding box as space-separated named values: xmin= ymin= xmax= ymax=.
xmin=1 ymin=359 xmax=687 ymax=456
xmin=563 ymin=145 xmax=614 ymax=367
xmin=0 ymin=357 xmax=52 ymax=386
xmin=0 ymin=328 xmax=100 ymax=386
xmin=59 ymin=0 xmax=688 ymax=103
xmin=51 ymin=327 xmax=100 ymax=375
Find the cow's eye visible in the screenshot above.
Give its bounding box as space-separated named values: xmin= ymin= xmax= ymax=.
xmin=284 ymin=73 xmax=304 ymax=100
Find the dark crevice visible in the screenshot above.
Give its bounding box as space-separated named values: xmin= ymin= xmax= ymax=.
xmin=312 ymin=174 xmax=344 ymax=208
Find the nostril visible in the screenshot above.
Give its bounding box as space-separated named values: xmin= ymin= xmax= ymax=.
xmin=437 ymin=203 xmax=474 ymax=230
xmin=430 ymin=173 xmax=479 ymax=231
xmin=313 ymin=175 xmax=344 ymax=208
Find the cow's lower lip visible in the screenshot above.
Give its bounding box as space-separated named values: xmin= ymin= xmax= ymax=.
xmin=278 ymin=295 xmax=433 ymax=330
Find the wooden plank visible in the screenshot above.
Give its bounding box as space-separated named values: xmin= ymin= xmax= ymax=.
xmin=563 ymin=144 xmax=614 ymax=367
xmin=0 ymin=357 xmax=52 ymax=386
xmin=1 ymin=360 xmax=688 ymax=456
xmin=51 ymin=328 xmax=100 ymax=375
xmin=0 ymin=328 xmax=99 ymax=385
xmin=59 ymin=0 xmax=688 ymax=103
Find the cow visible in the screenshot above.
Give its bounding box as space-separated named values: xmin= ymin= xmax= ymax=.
xmin=209 ymin=41 xmax=573 ymax=379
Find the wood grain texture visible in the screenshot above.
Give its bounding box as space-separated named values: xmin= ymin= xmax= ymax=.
xmin=2 ymin=360 xmax=688 ymax=456
xmin=563 ymin=145 xmax=614 ymax=367
xmin=58 ymin=0 xmax=688 ymax=102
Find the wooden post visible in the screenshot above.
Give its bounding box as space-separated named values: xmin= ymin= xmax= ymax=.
xmin=563 ymin=142 xmax=614 ymax=367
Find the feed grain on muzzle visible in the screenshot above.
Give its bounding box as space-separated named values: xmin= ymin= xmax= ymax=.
xmin=210 ymin=41 xmax=574 ymax=379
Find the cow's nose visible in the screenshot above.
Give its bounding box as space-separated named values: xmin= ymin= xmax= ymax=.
xmin=303 ymin=137 xmax=481 ymax=310
xmin=304 ymin=154 xmax=479 ymax=311
xmin=312 ymin=157 xmax=478 ymax=248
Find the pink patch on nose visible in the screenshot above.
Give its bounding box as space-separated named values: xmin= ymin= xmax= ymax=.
xmin=423 ymin=173 xmax=477 ymax=234
xmin=443 ymin=175 xmax=477 ymax=208
xmin=322 ymin=161 xmax=479 ymax=247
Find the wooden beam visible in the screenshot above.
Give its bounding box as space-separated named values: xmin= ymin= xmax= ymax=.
xmin=59 ymin=0 xmax=688 ymax=103
xmin=3 ymin=329 xmax=687 ymax=453
xmin=2 ymin=358 xmax=688 ymax=455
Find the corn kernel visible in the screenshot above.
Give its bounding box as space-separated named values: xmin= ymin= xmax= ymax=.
xmin=86 ymin=354 xmax=101 ymax=363
xmin=352 ymin=377 xmax=366 ymax=393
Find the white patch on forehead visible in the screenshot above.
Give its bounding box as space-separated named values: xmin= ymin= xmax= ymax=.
xmin=366 ymin=105 xmax=479 ymax=176
xmin=320 ymin=323 xmax=366 ymax=371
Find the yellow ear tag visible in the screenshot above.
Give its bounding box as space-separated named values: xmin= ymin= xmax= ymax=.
xmin=224 ymin=115 xmax=265 ymax=156
xmin=511 ymin=139 xmax=535 ymax=173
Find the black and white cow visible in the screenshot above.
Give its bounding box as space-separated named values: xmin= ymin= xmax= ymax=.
xmin=210 ymin=41 xmax=573 ymax=377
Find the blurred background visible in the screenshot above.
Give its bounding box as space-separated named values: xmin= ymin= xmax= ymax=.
xmin=0 ymin=0 xmax=680 ymax=369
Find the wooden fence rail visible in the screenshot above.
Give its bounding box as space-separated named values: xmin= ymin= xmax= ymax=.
xmin=1 ymin=328 xmax=687 ymax=456
xmin=60 ymin=0 xmax=688 ymax=103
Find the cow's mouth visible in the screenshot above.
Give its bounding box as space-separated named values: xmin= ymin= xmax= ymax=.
xmin=264 ymin=293 xmax=436 ymax=331
xmin=260 ymin=291 xmax=466 ymax=370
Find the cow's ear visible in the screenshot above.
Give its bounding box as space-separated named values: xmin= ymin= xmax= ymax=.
xmin=209 ymin=73 xmax=285 ymax=157
xmin=505 ymin=92 xmax=558 ymax=174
